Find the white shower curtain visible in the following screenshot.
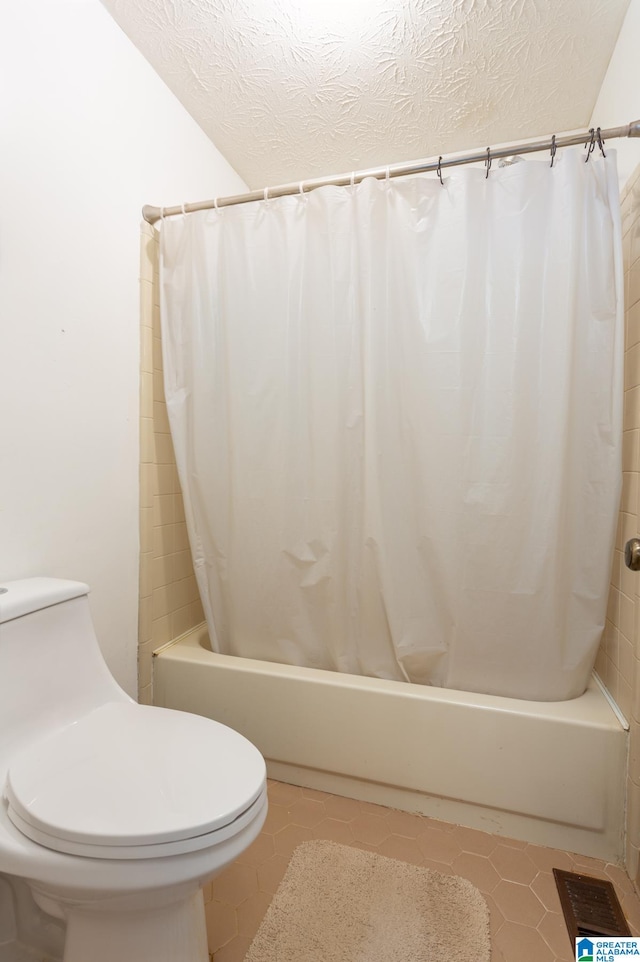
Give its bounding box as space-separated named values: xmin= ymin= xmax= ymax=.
xmin=160 ymin=148 xmax=623 ymax=701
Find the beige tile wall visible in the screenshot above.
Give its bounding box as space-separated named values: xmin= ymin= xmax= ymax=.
xmin=138 ymin=223 xmax=203 ymax=705
xmin=594 ymin=165 xmax=640 ymax=880
xmin=597 ymin=169 xmax=640 ymax=720
xmin=625 ymin=168 xmax=640 ymax=886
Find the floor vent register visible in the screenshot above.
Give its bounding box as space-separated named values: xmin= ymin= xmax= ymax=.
xmin=553 ymin=868 xmax=631 ymax=943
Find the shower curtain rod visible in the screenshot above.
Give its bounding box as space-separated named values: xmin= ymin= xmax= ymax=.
xmin=143 ymin=119 xmax=640 ymax=225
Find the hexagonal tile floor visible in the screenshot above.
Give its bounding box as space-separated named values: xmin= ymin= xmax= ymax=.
xmin=205 ymin=779 xmax=640 ymax=962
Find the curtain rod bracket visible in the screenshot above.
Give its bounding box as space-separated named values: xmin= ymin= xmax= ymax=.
xmin=143 ymin=204 xmax=162 ymax=224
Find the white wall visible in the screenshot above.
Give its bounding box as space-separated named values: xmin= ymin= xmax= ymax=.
xmin=590 ymin=0 xmax=640 ymax=188
xmin=0 ymin=0 xmax=247 ymax=695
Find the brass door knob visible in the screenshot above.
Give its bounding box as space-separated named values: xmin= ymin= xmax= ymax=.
xmin=625 ymin=538 xmax=640 ymax=571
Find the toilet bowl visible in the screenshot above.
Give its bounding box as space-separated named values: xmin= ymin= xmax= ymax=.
xmin=0 ymin=578 xmax=268 ymax=962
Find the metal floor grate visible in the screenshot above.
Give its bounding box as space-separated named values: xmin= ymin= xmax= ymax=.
xmin=553 ymin=868 xmax=631 ymax=942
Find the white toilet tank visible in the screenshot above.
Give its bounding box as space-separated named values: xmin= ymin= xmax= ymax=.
xmin=0 ymin=578 xmax=90 ymax=623
xmin=0 ymin=578 xmax=131 ymax=760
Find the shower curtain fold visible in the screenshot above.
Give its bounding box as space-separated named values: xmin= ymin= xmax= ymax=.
xmin=159 ymin=148 xmax=623 ymax=701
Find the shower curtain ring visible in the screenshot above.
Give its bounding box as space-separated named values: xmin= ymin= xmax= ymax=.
xmin=550 ymin=135 xmax=557 ymax=168
xmin=213 ymin=197 xmax=219 ymax=210
xmin=585 ymin=128 xmax=596 ymax=162
xmin=181 ymin=203 xmax=187 ymax=216
xmin=596 ymin=127 xmax=606 ymax=157
xmin=437 ymin=156 xmax=444 ymax=185
xmin=299 ymin=181 xmax=305 ymax=196
xmin=485 ymin=147 xmax=492 ymax=179
xmin=264 ymin=187 xmax=269 ymax=203
xmin=350 ymin=172 xmax=355 ymax=188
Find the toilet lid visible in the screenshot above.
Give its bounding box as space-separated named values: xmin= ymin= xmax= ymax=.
xmin=5 ymin=702 xmax=266 ymax=853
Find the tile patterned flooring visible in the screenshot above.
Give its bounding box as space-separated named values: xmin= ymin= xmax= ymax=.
xmin=205 ymin=779 xmax=640 ymax=962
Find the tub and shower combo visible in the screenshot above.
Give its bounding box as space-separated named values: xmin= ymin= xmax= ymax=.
xmin=150 ymin=137 xmax=629 ymax=863
xmin=155 ymin=627 xmax=626 ymax=861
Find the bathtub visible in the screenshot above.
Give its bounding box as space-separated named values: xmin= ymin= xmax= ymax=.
xmin=153 ymin=624 xmax=628 ymax=862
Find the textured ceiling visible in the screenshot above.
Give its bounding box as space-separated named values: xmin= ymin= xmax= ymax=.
xmin=101 ymin=0 xmax=630 ymax=189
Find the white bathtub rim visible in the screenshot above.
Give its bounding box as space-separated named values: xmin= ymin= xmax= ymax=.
xmin=592 ymin=671 xmax=630 ymax=729
xmin=154 ymin=624 xmax=626 ymax=732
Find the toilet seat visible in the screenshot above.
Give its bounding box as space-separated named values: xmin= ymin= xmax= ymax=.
xmin=4 ymin=702 xmax=266 ymax=859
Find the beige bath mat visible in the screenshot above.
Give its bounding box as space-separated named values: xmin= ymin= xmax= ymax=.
xmin=244 ymin=839 xmax=491 ymax=962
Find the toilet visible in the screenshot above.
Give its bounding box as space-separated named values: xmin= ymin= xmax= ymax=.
xmin=0 ymin=577 xmax=268 ymax=962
